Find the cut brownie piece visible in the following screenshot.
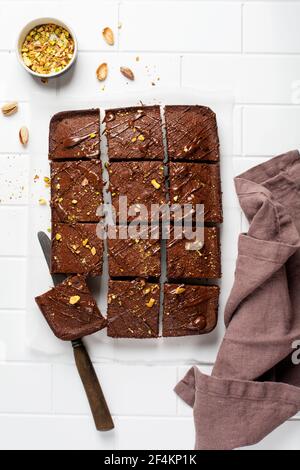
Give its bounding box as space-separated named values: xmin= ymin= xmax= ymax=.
xmin=167 ymin=226 xmax=221 ymax=280
xmin=51 ymin=223 xmax=103 ymax=276
xmin=51 ymin=160 xmax=103 ymax=223
xmin=109 ymin=161 xmax=166 ymax=222
xmin=49 ymin=109 xmax=100 ymax=160
xmin=107 ymin=279 xmax=160 ymax=338
xmin=165 ymin=105 xmax=219 ymax=162
xmin=35 ymin=274 xmax=107 ymax=341
xmin=163 ymin=283 xmax=219 ymax=337
xmin=169 ymin=162 xmax=222 ymax=223
xmin=104 ymin=106 xmax=164 ymax=161
xmin=108 ymin=227 xmax=161 ymax=278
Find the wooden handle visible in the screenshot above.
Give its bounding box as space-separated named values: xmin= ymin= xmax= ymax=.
xmin=72 ymin=339 xmax=114 ymax=432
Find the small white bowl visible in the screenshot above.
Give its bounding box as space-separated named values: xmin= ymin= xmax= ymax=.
xmin=16 ymin=17 xmax=78 ymax=79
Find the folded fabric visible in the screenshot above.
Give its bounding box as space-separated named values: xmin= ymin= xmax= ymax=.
xmin=175 ymin=150 xmax=300 ymax=450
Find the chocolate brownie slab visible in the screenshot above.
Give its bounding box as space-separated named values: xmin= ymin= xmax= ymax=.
xmin=35 ymin=274 xmax=107 ymax=341
xmin=49 ymin=109 xmax=100 ymax=160
xmin=104 ymin=106 xmax=164 ymax=161
xmin=165 ymin=105 xmax=219 ymax=162
xmin=169 ymin=162 xmax=222 ymax=223
xmin=51 ymin=160 xmax=103 ymax=223
xmin=167 ymin=226 xmax=221 ymax=280
xmin=107 ymin=279 xmax=160 ymax=338
xmin=109 ymin=161 xmax=166 ymax=222
xmin=51 ymin=223 xmax=103 ymax=276
xmin=108 ymin=226 xmax=161 ymax=278
xmin=163 ymin=283 xmax=219 ymax=337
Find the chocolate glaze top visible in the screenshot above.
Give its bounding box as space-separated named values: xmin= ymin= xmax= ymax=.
xmin=51 ymin=160 xmax=103 ymax=223
xmin=109 ymin=161 xmax=166 ymax=222
xmin=35 ymin=274 xmax=107 ymax=341
xmin=51 ymin=223 xmax=103 ymax=277
xmin=107 ymin=279 xmax=160 ymax=338
xmin=105 ymin=106 xmax=164 ymax=161
xmin=49 ymin=109 xmax=100 ymax=160
xmin=163 ymin=283 xmax=219 ymax=337
xmin=165 ymin=105 xmax=220 ymax=162
xmin=167 ymin=226 xmax=221 ymax=280
xmin=169 ymin=162 xmax=223 ymax=223
xmin=108 ymin=226 xmax=161 ymax=279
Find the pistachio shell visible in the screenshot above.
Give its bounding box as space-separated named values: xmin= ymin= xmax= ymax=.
xmin=96 ymin=62 xmax=108 ymax=81
xmin=102 ymin=27 xmax=114 ymax=46
xmin=19 ymin=126 xmax=29 ymax=145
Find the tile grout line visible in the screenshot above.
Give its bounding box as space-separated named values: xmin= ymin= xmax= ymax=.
xmin=241 ymin=2 xmax=244 ymax=54
xmin=241 ymin=105 xmax=244 ymax=156
xmin=117 ymin=0 xmax=122 ymax=49
xmin=179 ymin=55 xmax=183 ymax=88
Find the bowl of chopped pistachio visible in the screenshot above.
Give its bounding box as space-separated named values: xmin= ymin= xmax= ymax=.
xmin=17 ymin=18 xmax=78 ymax=78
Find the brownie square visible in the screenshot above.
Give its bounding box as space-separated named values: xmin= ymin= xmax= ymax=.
xmin=167 ymin=226 xmax=221 ymax=280
xmin=51 ymin=223 xmax=103 ymax=276
xmin=35 ymin=274 xmax=107 ymax=341
xmin=165 ymin=105 xmax=219 ymax=162
xmin=51 ymin=160 xmax=103 ymax=223
xmin=49 ymin=109 xmax=100 ymax=160
xmin=109 ymin=161 xmax=166 ymax=222
xmin=169 ymin=162 xmax=222 ymax=223
xmin=163 ymin=283 xmax=219 ymax=337
xmin=108 ymin=227 xmax=161 ymax=278
xmin=107 ymin=280 xmax=160 ymax=338
xmin=105 ymin=106 xmax=164 ymax=161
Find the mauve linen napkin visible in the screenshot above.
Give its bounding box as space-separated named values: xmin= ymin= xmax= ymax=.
xmin=175 ymin=150 xmax=300 ymax=450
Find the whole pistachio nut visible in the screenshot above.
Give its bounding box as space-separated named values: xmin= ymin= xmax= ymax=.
xmin=1 ymin=102 xmax=18 ymax=116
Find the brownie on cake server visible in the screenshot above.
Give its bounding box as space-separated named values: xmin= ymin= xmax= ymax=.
xmin=35 ymin=274 xmax=107 ymax=341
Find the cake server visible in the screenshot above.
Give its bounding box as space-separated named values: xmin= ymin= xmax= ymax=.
xmin=38 ymin=231 xmax=114 ymax=432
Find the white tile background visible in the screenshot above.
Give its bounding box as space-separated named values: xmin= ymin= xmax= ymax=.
xmin=0 ymin=0 xmax=300 ymax=450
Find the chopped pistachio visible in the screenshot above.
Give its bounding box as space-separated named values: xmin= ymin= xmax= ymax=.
xmin=175 ymin=286 xmax=186 ymax=295
xmin=69 ymin=295 xmax=80 ymax=305
xmin=151 ymin=179 xmax=161 ymax=190
xmin=82 ymin=239 xmax=89 ymax=247
xmin=38 ymin=198 xmax=47 ymax=205
xmin=55 ymin=233 xmax=62 ymax=241
xmin=91 ymin=247 xmax=97 ymax=256
xmin=21 ymin=23 xmax=75 ymax=75
xmin=146 ymin=298 xmax=156 ymax=308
